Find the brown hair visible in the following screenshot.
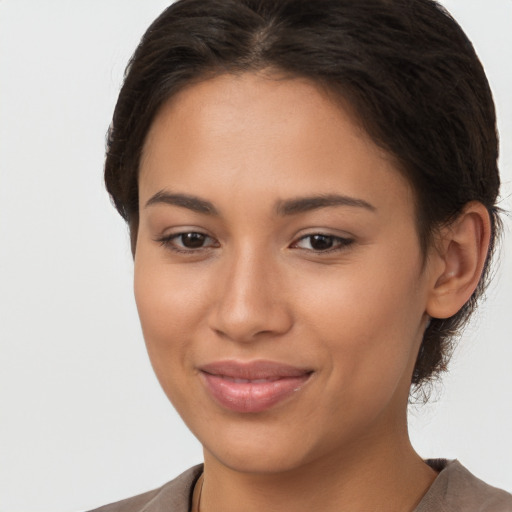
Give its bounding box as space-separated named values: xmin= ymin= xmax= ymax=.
xmin=104 ymin=0 xmax=501 ymax=389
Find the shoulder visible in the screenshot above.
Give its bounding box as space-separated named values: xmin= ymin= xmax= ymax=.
xmin=87 ymin=465 xmax=203 ymax=512
xmin=416 ymin=459 xmax=512 ymax=512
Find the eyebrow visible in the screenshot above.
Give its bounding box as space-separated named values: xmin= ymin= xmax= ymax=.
xmin=145 ymin=191 xmax=219 ymax=215
xmin=275 ymin=194 xmax=376 ymax=216
xmin=144 ymin=191 xmax=375 ymax=217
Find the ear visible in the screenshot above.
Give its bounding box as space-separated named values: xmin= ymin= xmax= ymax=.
xmin=426 ymin=202 xmax=491 ymax=319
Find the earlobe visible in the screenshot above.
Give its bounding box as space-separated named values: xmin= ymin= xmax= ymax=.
xmin=426 ymin=202 xmax=491 ymax=319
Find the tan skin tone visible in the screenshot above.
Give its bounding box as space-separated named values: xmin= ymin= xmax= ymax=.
xmin=134 ymin=72 xmax=491 ymax=512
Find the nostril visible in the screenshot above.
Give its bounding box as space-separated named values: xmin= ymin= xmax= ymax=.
xmin=209 ymin=302 xmax=293 ymax=343
xmin=206 ymin=256 xmax=294 ymax=342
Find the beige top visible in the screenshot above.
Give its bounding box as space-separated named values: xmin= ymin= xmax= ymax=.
xmin=88 ymin=460 xmax=512 ymax=512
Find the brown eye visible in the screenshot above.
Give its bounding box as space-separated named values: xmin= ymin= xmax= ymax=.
xmin=309 ymin=235 xmax=335 ymax=251
xmin=293 ymin=234 xmax=354 ymax=252
xmin=179 ymin=232 xmax=207 ymax=248
xmin=156 ymin=231 xmax=219 ymax=253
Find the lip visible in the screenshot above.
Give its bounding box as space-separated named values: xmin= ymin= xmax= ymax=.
xmin=199 ymin=360 xmax=313 ymax=413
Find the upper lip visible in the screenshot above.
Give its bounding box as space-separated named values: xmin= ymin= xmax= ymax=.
xmin=199 ymin=360 xmax=313 ymax=380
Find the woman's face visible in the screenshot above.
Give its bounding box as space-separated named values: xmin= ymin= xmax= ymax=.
xmin=135 ymin=72 xmax=435 ymax=474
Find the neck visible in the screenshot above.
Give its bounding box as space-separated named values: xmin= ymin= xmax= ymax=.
xmin=199 ymin=429 xmax=436 ymax=512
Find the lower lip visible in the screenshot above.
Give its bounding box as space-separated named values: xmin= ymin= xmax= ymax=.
xmin=200 ymin=373 xmax=311 ymax=413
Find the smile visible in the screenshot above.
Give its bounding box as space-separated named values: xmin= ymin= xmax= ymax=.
xmin=199 ymin=360 xmax=313 ymax=413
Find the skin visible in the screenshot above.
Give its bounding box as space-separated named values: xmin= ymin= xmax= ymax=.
xmin=134 ymin=72 xmax=489 ymax=512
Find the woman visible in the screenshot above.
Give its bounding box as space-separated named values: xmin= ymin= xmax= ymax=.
xmin=91 ymin=0 xmax=511 ymax=510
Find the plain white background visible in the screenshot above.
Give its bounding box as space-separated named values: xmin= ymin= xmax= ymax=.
xmin=0 ymin=1 xmax=511 ymax=511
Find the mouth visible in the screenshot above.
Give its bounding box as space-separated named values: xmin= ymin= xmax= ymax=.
xmin=198 ymin=360 xmax=313 ymax=413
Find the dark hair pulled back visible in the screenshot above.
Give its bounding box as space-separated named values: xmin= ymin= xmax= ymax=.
xmin=104 ymin=0 xmax=501 ymax=390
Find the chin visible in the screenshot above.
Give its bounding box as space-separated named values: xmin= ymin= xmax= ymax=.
xmin=206 ymin=442 xmax=311 ymax=476
xmin=197 ymin=418 xmax=329 ymax=476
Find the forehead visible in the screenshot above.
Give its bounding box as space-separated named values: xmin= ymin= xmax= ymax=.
xmin=140 ymin=72 xmax=414 ymax=217
xmin=144 ymin=71 xmax=370 ymax=156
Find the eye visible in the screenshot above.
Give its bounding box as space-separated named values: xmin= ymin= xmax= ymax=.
xmin=157 ymin=231 xmax=219 ymax=252
xmin=292 ymin=233 xmax=354 ymax=252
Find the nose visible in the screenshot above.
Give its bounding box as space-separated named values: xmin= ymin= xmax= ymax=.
xmin=208 ymin=248 xmax=294 ymax=343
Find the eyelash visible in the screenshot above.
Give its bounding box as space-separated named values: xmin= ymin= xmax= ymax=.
xmin=156 ymin=232 xmax=219 ymax=254
xmin=292 ymin=233 xmax=355 ymax=253
xmin=155 ymin=232 xmax=354 ymax=255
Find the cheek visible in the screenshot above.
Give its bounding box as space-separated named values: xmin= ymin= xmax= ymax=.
xmin=304 ymin=259 xmax=422 ymax=335
xmin=133 ymin=252 xmax=208 ymax=379
xmin=300 ymin=256 xmax=425 ymax=393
